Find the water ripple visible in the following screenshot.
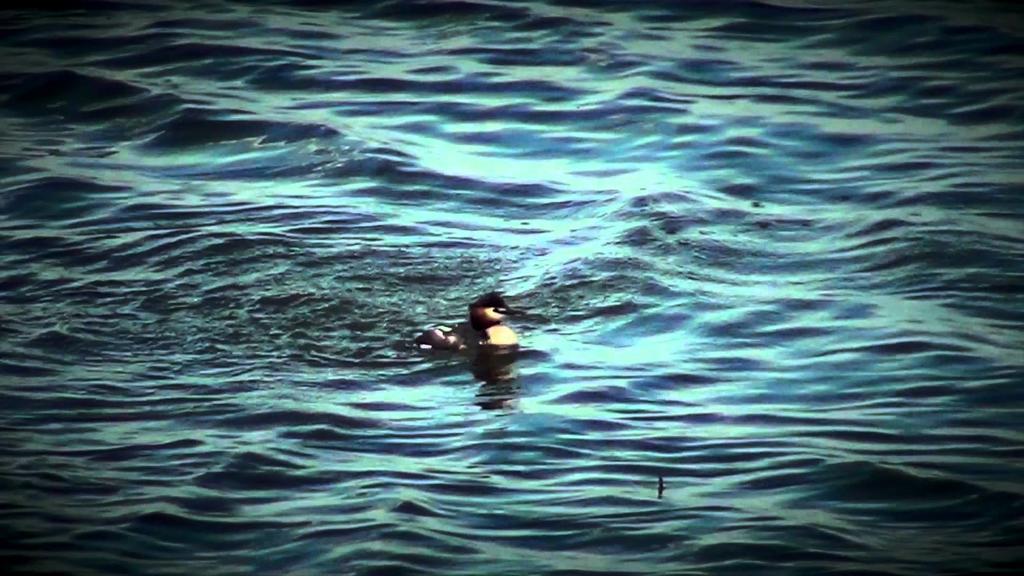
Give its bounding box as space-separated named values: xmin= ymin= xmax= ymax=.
xmin=2 ymin=1 xmax=1023 ymax=575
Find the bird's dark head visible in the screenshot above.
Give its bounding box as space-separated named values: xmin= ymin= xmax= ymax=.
xmin=469 ymin=291 xmax=521 ymax=331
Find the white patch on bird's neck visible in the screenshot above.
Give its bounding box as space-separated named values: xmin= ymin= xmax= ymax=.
xmin=484 ymin=324 xmax=518 ymax=346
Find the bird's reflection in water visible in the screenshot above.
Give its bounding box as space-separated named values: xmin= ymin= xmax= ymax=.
xmin=470 ymin=347 xmax=520 ymax=410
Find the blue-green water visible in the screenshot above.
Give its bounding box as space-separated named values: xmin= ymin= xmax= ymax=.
xmin=2 ymin=1 xmax=1023 ymax=574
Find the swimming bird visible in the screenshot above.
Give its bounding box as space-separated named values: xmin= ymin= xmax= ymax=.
xmin=414 ymin=291 xmax=521 ymax=351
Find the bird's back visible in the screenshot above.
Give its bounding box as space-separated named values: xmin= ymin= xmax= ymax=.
xmin=415 ymin=323 xmax=473 ymax=351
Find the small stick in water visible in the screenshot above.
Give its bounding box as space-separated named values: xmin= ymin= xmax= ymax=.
xmin=658 ymin=475 xmax=665 ymax=499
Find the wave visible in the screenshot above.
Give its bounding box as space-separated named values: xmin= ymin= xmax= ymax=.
xmin=143 ymin=106 xmax=342 ymax=149
xmin=2 ymin=1 xmax=1023 ymax=575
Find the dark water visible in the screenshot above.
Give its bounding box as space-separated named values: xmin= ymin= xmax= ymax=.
xmin=2 ymin=1 xmax=1024 ymax=574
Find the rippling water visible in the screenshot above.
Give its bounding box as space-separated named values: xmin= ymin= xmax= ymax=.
xmin=2 ymin=1 xmax=1023 ymax=574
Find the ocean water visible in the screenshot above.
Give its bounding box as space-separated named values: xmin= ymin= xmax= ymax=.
xmin=1 ymin=1 xmax=1023 ymax=574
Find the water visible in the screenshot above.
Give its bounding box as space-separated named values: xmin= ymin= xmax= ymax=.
xmin=2 ymin=1 xmax=1023 ymax=574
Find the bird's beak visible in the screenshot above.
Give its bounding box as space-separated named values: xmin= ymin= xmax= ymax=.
xmin=494 ymin=307 xmax=522 ymax=316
